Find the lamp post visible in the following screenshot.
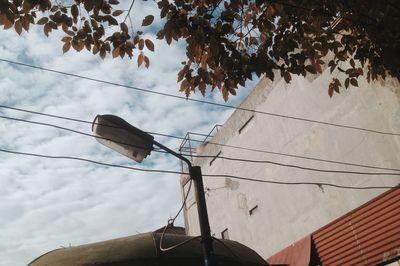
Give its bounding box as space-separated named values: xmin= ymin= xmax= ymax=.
xmin=92 ymin=114 xmax=216 ymax=266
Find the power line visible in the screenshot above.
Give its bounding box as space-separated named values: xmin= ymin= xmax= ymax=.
xmin=199 ymin=155 xmax=400 ymax=176
xmin=0 ymin=105 xmax=200 ymax=141
xmin=0 ymin=115 xmax=169 ymax=154
xmin=2 ymin=114 xmax=399 ymax=176
xmin=0 ymin=147 xmax=397 ymax=190
xmin=159 ymin=231 xmax=201 ymax=252
xmin=195 ymin=142 xmax=400 ymax=172
xmin=123 ymin=0 xmax=135 ymax=23
xmin=171 ymin=179 xmax=192 ymax=222
xmin=159 ymin=178 xmax=194 ymax=252
xmin=1 ymin=58 xmax=399 ymax=137
xmin=0 ymin=105 xmax=91 ymax=124
xmin=203 ymin=174 xmax=399 ymax=190
xmin=2 ymin=105 xmax=400 ymax=173
xmin=0 ymin=148 xmax=182 ymax=175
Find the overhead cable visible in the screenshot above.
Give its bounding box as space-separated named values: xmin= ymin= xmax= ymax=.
xmin=159 ymin=179 xmax=194 ymax=252
xmin=0 ymin=148 xmax=398 ymax=190
xmin=192 ymin=143 xmax=400 ymax=172
xmin=0 ymin=148 xmax=182 ymax=174
xmin=0 ymin=115 xmax=169 ymax=154
xmin=196 ymin=155 xmax=400 ymax=176
xmin=0 ymin=105 xmax=191 ymax=141
xmin=1 ymin=106 xmax=400 ymax=173
xmin=1 ymin=113 xmax=399 ymax=176
xmin=1 ymin=58 xmax=399 ymax=137
xmin=202 ymin=174 xmax=399 ymax=190
xmin=123 ymin=0 xmax=135 ymax=23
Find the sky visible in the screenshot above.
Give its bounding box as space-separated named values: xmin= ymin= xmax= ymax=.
xmin=0 ymin=2 xmax=257 ymax=265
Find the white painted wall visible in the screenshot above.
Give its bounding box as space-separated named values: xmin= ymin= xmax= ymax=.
xmin=180 ymin=66 xmax=400 ymax=259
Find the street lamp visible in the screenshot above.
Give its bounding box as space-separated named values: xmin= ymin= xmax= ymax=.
xmin=92 ymin=114 xmax=216 ymax=266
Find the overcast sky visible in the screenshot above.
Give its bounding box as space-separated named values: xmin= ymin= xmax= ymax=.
xmin=0 ymin=2 xmax=257 ymax=265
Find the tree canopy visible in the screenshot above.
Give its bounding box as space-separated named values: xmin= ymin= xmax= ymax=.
xmin=1 ymin=0 xmax=399 ymax=100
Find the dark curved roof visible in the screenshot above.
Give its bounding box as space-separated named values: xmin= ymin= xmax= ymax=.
xmin=28 ymin=232 xmax=268 ymax=266
xmin=154 ymin=225 xmax=186 ymax=235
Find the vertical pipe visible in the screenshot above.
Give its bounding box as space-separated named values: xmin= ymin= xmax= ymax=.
xmin=190 ymin=166 xmax=216 ymax=266
xmin=153 ymin=140 xmax=215 ymax=265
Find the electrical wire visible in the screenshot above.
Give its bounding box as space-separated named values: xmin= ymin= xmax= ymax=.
xmin=171 ymin=179 xmax=193 ymax=222
xmin=0 ymin=105 xmax=195 ymax=141
xmin=1 ymin=58 xmax=399 ymax=137
xmin=159 ymin=231 xmax=201 ymax=252
xmin=123 ymin=0 xmax=135 ymax=23
xmin=159 ymin=235 xmax=248 ymax=264
xmin=2 ymin=105 xmax=400 ymax=172
xmin=159 ymin=179 xmax=195 ymax=252
xmin=191 ymin=143 xmax=400 ymax=172
xmin=0 ymin=147 xmax=398 ymax=190
xmin=1 ymin=107 xmax=400 ymax=174
xmin=0 ymin=105 xmax=91 ymax=124
xmin=0 ymin=115 xmax=169 ymax=154
xmin=200 ymin=155 xmax=400 ymax=176
xmin=202 ymin=174 xmax=399 ymax=190
xmin=2 ymin=114 xmax=399 ymax=176
xmin=0 ymin=148 xmax=182 ymax=175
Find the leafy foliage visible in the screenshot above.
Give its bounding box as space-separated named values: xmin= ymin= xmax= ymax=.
xmin=1 ymin=0 xmax=399 ymax=100
xmin=0 ymin=0 xmax=152 ymax=66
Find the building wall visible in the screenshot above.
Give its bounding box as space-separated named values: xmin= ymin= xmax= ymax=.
xmin=180 ymin=66 xmax=400 ymax=259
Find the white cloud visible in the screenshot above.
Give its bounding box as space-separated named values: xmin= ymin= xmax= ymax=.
xmin=0 ymin=6 xmax=255 ymax=265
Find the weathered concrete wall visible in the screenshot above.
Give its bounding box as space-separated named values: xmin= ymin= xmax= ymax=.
xmin=181 ymin=66 xmax=400 ymax=259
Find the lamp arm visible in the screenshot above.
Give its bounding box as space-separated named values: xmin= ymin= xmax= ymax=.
xmin=153 ymin=140 xmax=192 ymax=168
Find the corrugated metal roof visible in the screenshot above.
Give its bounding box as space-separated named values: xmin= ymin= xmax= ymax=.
xmin=267 ymin=236 xmax=311 ymax=266
xmin=313 ymin=188 xmax=400 ymax=265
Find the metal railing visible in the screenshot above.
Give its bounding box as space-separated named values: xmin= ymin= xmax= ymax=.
xmin=178 ymin=125 xmax=222 ymax=172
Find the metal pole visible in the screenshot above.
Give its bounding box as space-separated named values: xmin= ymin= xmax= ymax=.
xmin=190 ymin=165 xmax=216 ymax=266
xmin=153 ymin=140 xmax=216 ymax=266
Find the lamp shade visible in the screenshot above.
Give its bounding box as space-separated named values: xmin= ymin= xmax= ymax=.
xmin=92 ymin=114 xmax=154 ymax=163
xmin=28 ymin=232 xmax=269 ymax=266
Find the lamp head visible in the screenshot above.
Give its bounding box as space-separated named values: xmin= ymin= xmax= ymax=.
xmin=92 ymin=114 xmax=154 ymax=163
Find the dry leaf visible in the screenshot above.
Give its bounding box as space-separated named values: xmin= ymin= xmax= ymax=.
xmin=142 ymin=15 xmax=154 ymax=26
xmin=63 ymin=42 xmax=71 ymax=53
xmin=145 ymin=39 xmax=154 ymax=51
xmin=137 ymin=53 xmax=144 ymax=67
